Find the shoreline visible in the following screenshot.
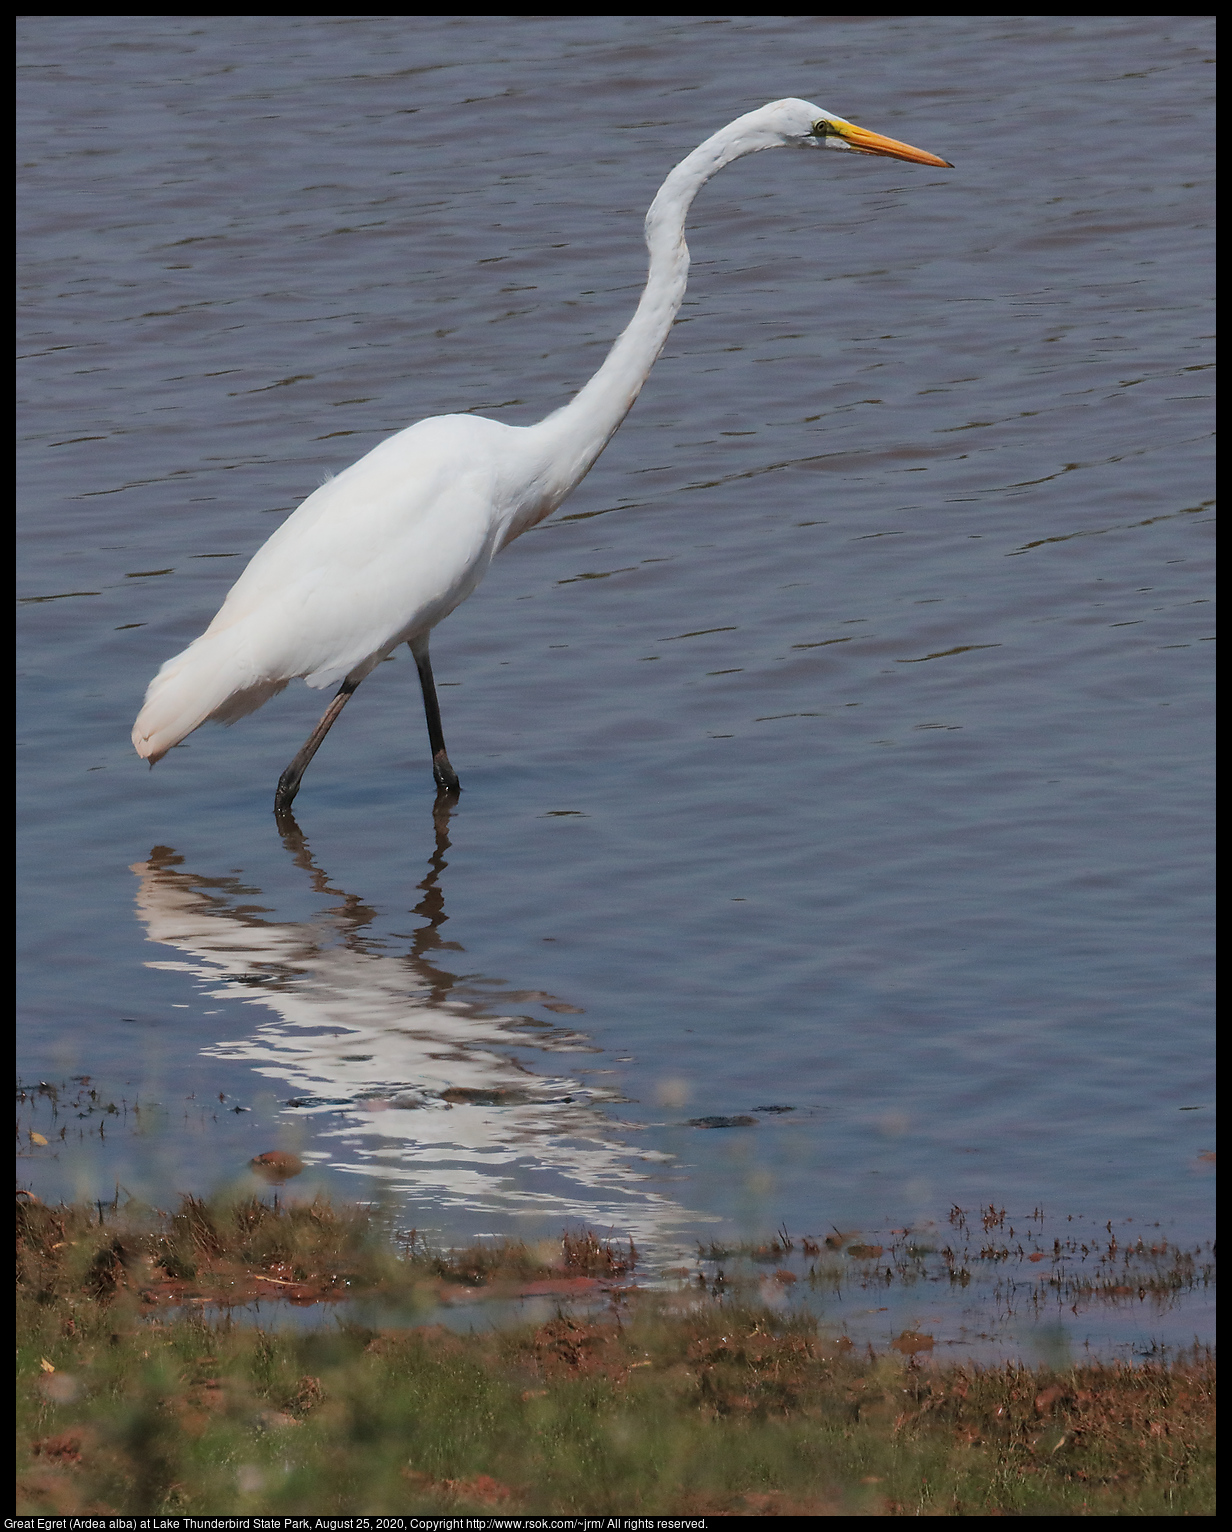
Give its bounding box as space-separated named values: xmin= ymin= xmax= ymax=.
xmin=18 ymin=1191 xmax=1215 ymax=1516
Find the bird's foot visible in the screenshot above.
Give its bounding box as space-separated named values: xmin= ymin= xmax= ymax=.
xmin=432 ymin=750 xmax=461 ymax=794
xmin=274 ymin=769 xmax=301 ymax=817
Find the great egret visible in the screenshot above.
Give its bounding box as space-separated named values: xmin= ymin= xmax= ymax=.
xmin=132 ymin=99 xmax=951 ymax=812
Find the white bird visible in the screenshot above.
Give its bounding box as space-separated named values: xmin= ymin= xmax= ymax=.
xmin=132 ymin=99 xmax=950 ymax=813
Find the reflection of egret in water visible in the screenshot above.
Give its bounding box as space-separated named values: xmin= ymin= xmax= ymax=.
xmin=131 ymin=801 xmax=704 ymax=1254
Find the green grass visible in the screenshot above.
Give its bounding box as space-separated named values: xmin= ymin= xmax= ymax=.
xmin=17 ymin=1195 xmax=1215 ymax=1515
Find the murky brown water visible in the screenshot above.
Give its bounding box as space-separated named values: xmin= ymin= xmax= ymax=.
xmin=18 ymin=17 xmax=1213 ymax=1357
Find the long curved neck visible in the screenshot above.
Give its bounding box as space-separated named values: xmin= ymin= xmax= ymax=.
xmin=518 ymin=119 xmax=773 ymax=516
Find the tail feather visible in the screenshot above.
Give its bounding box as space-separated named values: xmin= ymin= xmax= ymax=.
xmin=132 ymin=631 xmax=289 ymax=763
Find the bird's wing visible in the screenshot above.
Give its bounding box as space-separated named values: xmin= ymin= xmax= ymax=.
xmin=201 ymin=416 xmax=510 ymax=687
xmin=133 ymin=416 xmax=515 ymax=760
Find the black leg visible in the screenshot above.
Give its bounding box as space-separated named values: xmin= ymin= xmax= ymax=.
xmin=410 ymin=637 xmax=460 ymax=793
xmin=274 ymin=677 xmax=358 ymax=816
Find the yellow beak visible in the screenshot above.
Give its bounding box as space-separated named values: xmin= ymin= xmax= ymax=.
xmin=834 ymin=121 xmax=953 ymax=168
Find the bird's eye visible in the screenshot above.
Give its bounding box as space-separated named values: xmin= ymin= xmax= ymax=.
xmin=811 ymin=120 xmax=833 ymax=137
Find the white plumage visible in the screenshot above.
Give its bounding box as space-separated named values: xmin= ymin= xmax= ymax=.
xmin=134 ymin=415 xmax=518 ymax=760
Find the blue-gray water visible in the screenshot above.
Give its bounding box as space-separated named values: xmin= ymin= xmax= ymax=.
xmin=17 ymin=16 xmax=1213 ymax=1357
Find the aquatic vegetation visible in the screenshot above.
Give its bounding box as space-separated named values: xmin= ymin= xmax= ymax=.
xmin=15 ymin=1190 xmax=632 ymax=1313
xmin=693 ymin=1204 xmax=1216 ymax=1330
xmin=16 ymin=1194 xmax=1216 ymax=1515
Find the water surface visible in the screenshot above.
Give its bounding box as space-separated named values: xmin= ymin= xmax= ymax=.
xmin=17 ymin=16 xmax=1214 ymax=1357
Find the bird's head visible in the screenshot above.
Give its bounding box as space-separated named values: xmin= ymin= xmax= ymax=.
xmin=742 ymin=97 xmax=953 ymax=168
